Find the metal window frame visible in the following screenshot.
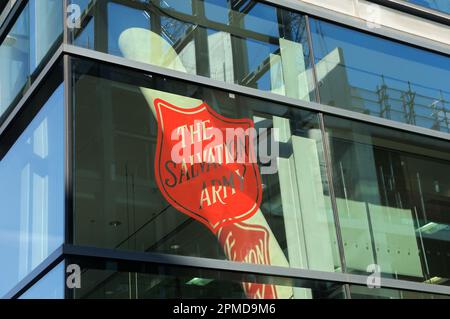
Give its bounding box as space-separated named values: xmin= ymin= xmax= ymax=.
xmin=62 ymin=43 xmax=450 ymax=142
xmin=58 ymin=245 xmax=450 ymax=296
xmin=5 ymin=244 xmax=450 ymax=299
xmin=259 ymin=0 xmax=450 ymax=56
xmin=1 ymin=0 xmax=449 ymax=58
xmin=2 ymin=43 xmax=450 ymax=298
xmin=2 ymin=0 xmax=450 ymax=300
xmin=59 ymin=40 xmax=450 ymax=298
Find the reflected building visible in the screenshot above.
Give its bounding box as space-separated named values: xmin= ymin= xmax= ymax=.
xmin=0 ymin=0 xmax=450 ymax=299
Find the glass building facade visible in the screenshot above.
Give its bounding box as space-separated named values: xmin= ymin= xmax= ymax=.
xmin=0 ymin=0 xmax=449 ymax=299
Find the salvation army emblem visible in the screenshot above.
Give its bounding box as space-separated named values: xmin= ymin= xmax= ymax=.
xmin=154 ymin=98 xmax=262 ymax=233
xmin=218 ymin=222 xmax=277 ymax=299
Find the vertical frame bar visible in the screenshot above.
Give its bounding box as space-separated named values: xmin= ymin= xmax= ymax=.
xmin=63 ymin=51 xmax=74 ymax=300
xmin=64 ymin=54 xmax=73 ymax=247
xmin=94 ymin=0 xmax=108 ymax=52
xmin=318 ymin=112 xmax=351 ymax=298
xmin=63 ymin=0 xmax=68 ymax=44
xmin=304 ymin=15 xmax=321 ymax=103
xmin=192 ymin=0 xmax=210 ymax=77
xmin=306 ymin=12 xmax=351 ymax=297
xmin=64 ymin=257 xmax=71 ymax=299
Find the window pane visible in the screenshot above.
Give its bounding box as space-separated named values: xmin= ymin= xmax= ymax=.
xmin=324 ymin=115 xmax=450 ymax=285
xmin=0 ymin=84 xmax=65 ymax=298
xmin=68 ymin=257 xmax=346 ymax=299
xmin=0 ymin=0 xmax=63 ymax=120
xmin=69 ymin=0 xmax=315 ymax=102
xmin=310 ymin=19 xmax=450 ymax=133
xmin=404 ymin=0 xmax=450 ymax=14
xmin=71 ymin=58 xmax=341 ymax=294
xmin=19 ymin=262 xmax=65 ymax=299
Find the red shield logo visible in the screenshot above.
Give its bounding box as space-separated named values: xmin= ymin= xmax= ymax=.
xmin=154 ymin=98 xmax=262 ymax=233
xmin=218 ymin=222 xmax=277 ymax=299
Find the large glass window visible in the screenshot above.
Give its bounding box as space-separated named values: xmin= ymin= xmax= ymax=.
xmin=0 ymin=83 xmax=65 ymax=298
xmin=0 ymin=0 xmax=63 ymax=121
xmin=69 ymin=0 xmax=316 ymax=102
xmin=325 ymin=115 xmax=450 ymax=285
xmin=404 ymin=0 xmax=450 ymax=14
xmin=65 ymin=257 xmax=448 ymax=299
xmin=310 ymin=19 xmax=450 ymax=133
xmin=71 ymin=58 xmax=341 ymax=295
xmin=68 ymin=0 xmax=450 ymax=135
xmin=67 ymin=257 xmax=346 ymax=299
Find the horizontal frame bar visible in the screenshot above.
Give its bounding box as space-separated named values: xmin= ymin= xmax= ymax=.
xmin=63 ymin=44 xmax=450 ymax=142
xmin=1 ymin=42 xmax=450 ymax=298
xmin=5 ymin=244 xmax=450 ymax=299
xmin=62 ymin=245 xmax=450 ymax=296
xmin=368 ymin=0 xmax=450 ymax=25
xmin=260 ymin=0 xmax=450 ymax=56
xmin=1 ymin=0 xmax=448 ymax=60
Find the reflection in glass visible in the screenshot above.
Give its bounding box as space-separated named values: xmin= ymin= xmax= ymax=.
xmin=66 ymin=256 xmax=450 ymax=299
xmin=68 ymin=257 xmax=345 ymax=299
xmin=0 ymin=0 xmax=63 ymax=119
xmin=325 ymin=115 xmax=450 ymax=285
xmin=310 ymin=19 xmax=450 ymax=133
xmin=0 ymin=84 xmax=64 ymax=297
xmin=72 ymin=58 xmax=341 ymax=294
xmin=69 ymin=0 xmax=315 ymax=102
xmin=19 ymin=262 xmax=65 ymax=299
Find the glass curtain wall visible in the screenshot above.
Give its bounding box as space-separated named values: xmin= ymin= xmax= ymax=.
xmin=0 ymin=0 xmax=63 ymax=120
xmin=0 ymin=0 xmax=449 ymax=301
xmin=0 ymin=83 xmax=65 ymax=298
xmin=65 ymin=257 xmax=346 ymax=299
xmin=68 ymin=0 xmax=450 ymax=134
xmin=69 ymin=0 xmax=316 ymax=102
xmin=309 ymin=19 xmax=450 ymax=133
xmin=71 ymin=55 xmax=450 ymax=288
xmin=325 ymin=115 xmax=450 ymax=285
xmin=17 ymin=257 xmax=449 ymax=299
xmin=73 ymin=55 xmax=340 ymax=271
xmin=71 ymin=57 xmax=341 ymax=299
